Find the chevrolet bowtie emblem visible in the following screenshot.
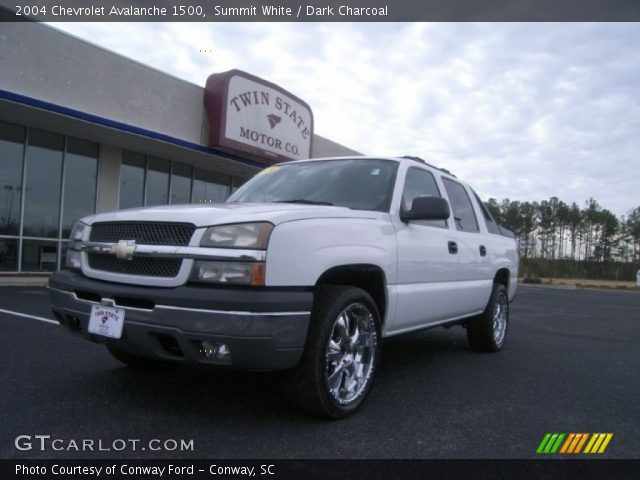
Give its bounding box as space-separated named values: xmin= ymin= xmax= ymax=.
xmin=111 ymin=240 xmax=137 ymax=260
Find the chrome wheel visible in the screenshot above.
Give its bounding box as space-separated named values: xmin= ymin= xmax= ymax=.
xmin=325 ymin=302 xmax=378 ymax=405
xmin=492 ymin=292 xmax=508 ymax=346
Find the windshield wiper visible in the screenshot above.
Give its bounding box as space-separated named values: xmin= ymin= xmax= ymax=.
xmin=275 ymin=199 xmax=334 ymax=206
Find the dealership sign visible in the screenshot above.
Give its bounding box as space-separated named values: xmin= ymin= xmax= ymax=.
xmin=204 ymin=70 xmax=314 ymax=164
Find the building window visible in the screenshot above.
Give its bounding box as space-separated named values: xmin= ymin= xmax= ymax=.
xmin=0 ymin=121 xmax=99 ymax=273
xmin=0 ymin=238 xmax=18 ymax=272
xmin=120 ymin=152 xmax=248 ymax=208
xmin=171 ymin=162 xmax=192 ymax=204
xmin=146 ymin=157 xmax=170 ymax=206
xmin=231 ymin=176 xmax=249 ymax=193
xmin=22 ymin=129 xmax=64 ymax=238
xmin=193 ymin=169 xmax=231 ymax=204
xmin=0 ymin=121 xmax=25 ymax=236
xmin=62 ymin=138 xmax=98 ymax=238
xmin=21 ymin=239 xmax=58 ymax=273
xmin=119 ymin=151 xmax=146 ymax=209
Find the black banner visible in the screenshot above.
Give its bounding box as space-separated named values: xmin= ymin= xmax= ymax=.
xmin=2 ymin=0 xmax=640 ymax=22
xmin=4 ymin=459 xmax=640 ymax=480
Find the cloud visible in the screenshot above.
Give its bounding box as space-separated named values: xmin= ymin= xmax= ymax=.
xmin=48 ymin=22 xmax=640 ymax=216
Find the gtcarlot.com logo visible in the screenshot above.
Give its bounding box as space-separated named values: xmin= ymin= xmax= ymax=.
xmin=536 ymin=433 xmax=613 ymax=454
xmin=14 ymin=435 xmax=194 ymax=452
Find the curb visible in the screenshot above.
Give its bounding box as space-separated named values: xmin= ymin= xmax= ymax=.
xmin=0 ymin=277 xmax=50 ymax=287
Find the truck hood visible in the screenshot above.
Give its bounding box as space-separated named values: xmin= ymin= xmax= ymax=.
xmin=80 ymin=202 xmax=380 ymax=227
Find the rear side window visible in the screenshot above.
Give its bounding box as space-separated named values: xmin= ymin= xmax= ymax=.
xmin=472 ymin=190 xmax=502 ymax=235
xmin=442 ymin=178 xmax=479 ymax=232
xmin=401 ymin=167 xmax=447 ymax=228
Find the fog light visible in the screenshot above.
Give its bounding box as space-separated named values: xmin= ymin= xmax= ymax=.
xmin=200 ymin=341 xmax=232 ymax=364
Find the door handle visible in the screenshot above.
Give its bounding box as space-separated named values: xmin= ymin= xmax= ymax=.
xmin=448 ymin=241 xmax=458 ymax=254
xmin=479 ymin=245 xmax=487 ymax=256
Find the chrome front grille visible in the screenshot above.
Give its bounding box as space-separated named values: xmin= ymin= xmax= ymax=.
xmin=89 ymin=222 xmax=195 ymax=246
xmin=85 ymin=222 xmax=194 ymax=279
xmin=87 ymin=253 xmax=182 ymax=278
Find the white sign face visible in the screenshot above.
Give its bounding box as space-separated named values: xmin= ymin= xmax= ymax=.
xmin=224 ymin=75 xmax=313 ymax=160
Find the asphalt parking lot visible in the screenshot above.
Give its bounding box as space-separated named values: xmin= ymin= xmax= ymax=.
xmin=1 ymin=284 xmax=638 ymax=459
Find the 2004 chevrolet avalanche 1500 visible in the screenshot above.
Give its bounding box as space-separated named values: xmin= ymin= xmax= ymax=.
xmin=49 ymin=156 xmax=518 ymax=418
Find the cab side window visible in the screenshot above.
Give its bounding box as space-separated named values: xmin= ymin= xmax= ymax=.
xmin=402 ymin=167 xmax=447 ymax=228
xmin=472 ymin=190 xmax=502 ymax=235
xmin=442 ymin=178 xmax=479 ymax=232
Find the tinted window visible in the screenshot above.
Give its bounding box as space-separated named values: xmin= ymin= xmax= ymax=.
xmin=120 ymin=151 xmax=145 ymax=209
xmin=401 ymin=167 xmax=447 ymax=228
xmin=146 ymin=157 xmax=170 ymax=206
xmin=23 ymin=129 xmax=63 ymax=238
xmin=193 ymin=170 xmax=230 ymax=204
xmin=0 ymin=121 xmax=25 ymax=236
xmin=0 ymin=238 xmax=18 ymax=271
xmin=231 ymin=176 xmax=249 ymax=193
xmin=170 ymin=162 xmax=192 ymax=204
xmin=21 ymin=239 xmax=58 ymax=272
xmin=472 ymin=190 xmax=502 ymax=235
xmin=442 ymin=178 xmax=479 ymax=232
xmin=62 ymin=138 xmax=98 ymax=237
xmin=229 ymin=159 xmax=398 ymax=212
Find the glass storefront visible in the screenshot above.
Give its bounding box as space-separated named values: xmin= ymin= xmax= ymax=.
xmin=192 ymin=170 xmax=231 ymax=204
xmin=0 ymin=121 xmax=250 ymax=273
xmin=119 ymin=151 xmax=145 ymax=209
xmin=0 ymin=122 xmax=24 ymax=237
xmin=170 ymin=162 xmax=192 ymax=204
xmin=119 ymin=150 xmax=245 ymax=208
xmin=0 ymin=120 xmax=99 ymax=272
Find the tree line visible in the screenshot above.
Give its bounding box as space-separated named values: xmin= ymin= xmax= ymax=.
xmin=484 ymin=197 xmax=640 ymax=266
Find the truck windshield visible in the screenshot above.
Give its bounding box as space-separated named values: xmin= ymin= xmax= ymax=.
xmin=227 ymin=159 xmax=398 ymax=212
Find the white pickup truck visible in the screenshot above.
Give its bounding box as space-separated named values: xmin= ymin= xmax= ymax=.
xmin=49 ymin=156 xmax=518 ymax=418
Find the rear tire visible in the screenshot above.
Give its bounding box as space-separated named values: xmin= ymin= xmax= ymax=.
xmin=288 ymin=285 xmax=381 ymax=419
xmin=106 ymin=344 xmax=169 ymax=370
xmin=467 ymin=283 xmax=509 ymax=352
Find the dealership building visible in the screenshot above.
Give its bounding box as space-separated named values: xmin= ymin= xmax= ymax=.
xmin=0 ymin=22 xmax=359 ymax=273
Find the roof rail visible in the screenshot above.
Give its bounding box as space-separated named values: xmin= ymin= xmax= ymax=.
xmin=400 ymin=156 xmax=456 ymax=178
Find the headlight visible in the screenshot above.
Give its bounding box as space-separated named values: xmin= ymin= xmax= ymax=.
xmin=65 ymin=250 xmax=82 ymax=270
xmin=69 ymin=221 xmax=89 ymax=242
xmin=200 ymin=222 xmax=273 ymax=249
xmin=191 ymin=261 xmax=266 ymax=286
xmin=66 ymin=221 xmax=89 ymax=271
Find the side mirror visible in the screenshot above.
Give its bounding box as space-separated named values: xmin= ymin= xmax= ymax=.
xmin=401 ymin=196 xmax=451 ymax=222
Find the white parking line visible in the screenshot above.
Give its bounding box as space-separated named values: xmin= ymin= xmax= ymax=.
xmin=0 ymin=308 xmax=59 ymax=325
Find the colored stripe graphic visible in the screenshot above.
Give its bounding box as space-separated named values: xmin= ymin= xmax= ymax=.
xmin=573 ymin=433 xmax=589 ymax=453
xmin=537 ymin=433 xmax=565 ymax=454
xmin=584 ymin=433 xmax=613 ymax=454
xmin=538 ymin=433 xmax=613 ymax=454
xmin=560 ymin=433 xmax=576 ymax=453
xmin=564 ymin=433 xmax=587 ymax=454
xmin=536 ymin=434 xmax=552 ymax=454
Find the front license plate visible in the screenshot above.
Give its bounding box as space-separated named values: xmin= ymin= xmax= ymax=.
xmin=88 ymin=304 xmax=125 ymax=339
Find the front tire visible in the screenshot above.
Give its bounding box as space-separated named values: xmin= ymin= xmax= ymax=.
xmin=288 ymin=285 xmax=381 ymax=419
xmin=467 ymin=283 xmax=509 ymax=352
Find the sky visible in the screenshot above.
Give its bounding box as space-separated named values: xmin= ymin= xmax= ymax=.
xmin=49 ymin=22 xmax=640 ymax=217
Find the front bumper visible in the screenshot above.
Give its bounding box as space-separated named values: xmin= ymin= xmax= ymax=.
xmin=49 ymin=271 xmax=313 ymax=370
